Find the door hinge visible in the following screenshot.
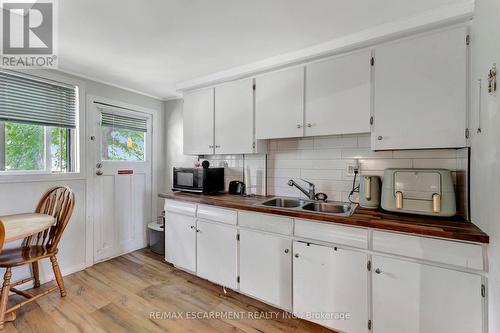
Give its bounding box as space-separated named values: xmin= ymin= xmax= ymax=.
xmin=465 ymin=128 xmax=470 ymax=139
xmin=368 ymin=319 xmax=372 ymax=330
xmin=367 ymin=260 xmax=372 ymax=271
xmin=466 ymin=34 xmax=471 ymax=45
xmin=236 ymin=234 xmax=240 ymax=241
xmin=370 ymin=57 xmax=375 ymax=66
xmin=481 ymin=284 xmax=486 ymax=297
xmin=370 ymin=116 xmax=374 ymax=126
xmin=237 ymin=276 xmax=240 ymax=283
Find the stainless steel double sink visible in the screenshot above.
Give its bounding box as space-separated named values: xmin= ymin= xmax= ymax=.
xmin=256 ymin=197 xmax=356 ymax=217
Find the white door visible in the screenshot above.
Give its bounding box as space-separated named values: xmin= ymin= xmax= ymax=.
xmin=196 ymin=220 xmax=237 ymax=289
xmin=372 ymin=256 xmax=483 ymax=333
xmin=90 ymin=102 xmax=152 ymax=263
xmin=183 ymin=88 xmax=214 ymax=155
xmin=305 ymin=50 xmax=371 ymax=136
xmin=214 ymin=78 xmax=255 ymax=154
xmin=239 ymin=230 xmax=292 ymax=310
xmin=164 ymin=211 xmax=197 ymax=272
xmin=293 ymin=241 xmax=368 ymax=333
xmin=255 ymin=67 xmax=304 ymax=139
xmin=372 ymin=26 xmax=468 ymax=150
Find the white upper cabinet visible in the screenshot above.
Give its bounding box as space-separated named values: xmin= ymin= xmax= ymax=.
xmin=183 ymin=88 xmax=214 ymax=155
xmin=372 ymin=256 xmax=483 ymax=333
xmin=372 ymin=26 xmax=468 ymax=150
xmin=255 ymin=67 xmax=304 ymax=139
xmin=214 ymin=79 xmax=255 ymax=154
xmin=305 ymin=51 xmax=371 ymax=137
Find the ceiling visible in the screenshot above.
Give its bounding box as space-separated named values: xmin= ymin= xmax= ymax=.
xmin=59 ymin=0 xmax=465 ymax=99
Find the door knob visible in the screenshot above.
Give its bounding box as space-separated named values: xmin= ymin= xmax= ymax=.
xmin=96 ymin=162 xmax=102 ymax=168
xmin=95 ymin=169 xmax=103 ymax=176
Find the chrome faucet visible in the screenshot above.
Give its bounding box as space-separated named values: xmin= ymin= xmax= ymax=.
xmin=288 ymin=179 xmax=316 ymax=200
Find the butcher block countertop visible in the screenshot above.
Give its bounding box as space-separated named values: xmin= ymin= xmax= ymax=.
xmin=159 ymin=192 xmax=489 ymax=244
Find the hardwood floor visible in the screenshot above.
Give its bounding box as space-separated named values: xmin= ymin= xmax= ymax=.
xmin=2 ymin=249 xmax=335 ymax=333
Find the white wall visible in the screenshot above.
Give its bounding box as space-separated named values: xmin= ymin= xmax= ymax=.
xmin=470 ymin=0 xmax=500 ymax=331
xmin=0 ymin=70 xmax=164 ymax=286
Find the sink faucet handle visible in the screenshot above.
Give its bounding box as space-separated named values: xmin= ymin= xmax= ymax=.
xmin=300 ymin=179 xmax=315 ymax=187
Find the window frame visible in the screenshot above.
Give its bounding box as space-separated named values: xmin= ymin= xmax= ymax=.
xmin=0 ymin=70 xmax=86 ymax=183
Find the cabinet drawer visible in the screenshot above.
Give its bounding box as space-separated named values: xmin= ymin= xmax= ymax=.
xmin=164 ymin=199 xmax=197 ymax=217
xmin=197 ymin=205 xmax=237 ymax=225
xmin=294 ymin=219 xmax=368 ymax=249
xmin=238 ymin=211 xmax=293 ymax=235
xmin=372 ymin=231 xmax=484 ymax=270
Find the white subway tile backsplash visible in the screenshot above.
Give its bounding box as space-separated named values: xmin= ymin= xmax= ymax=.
xmin=300 ymin=169 xmax=343 ymax=180
xmin=413 ymin=158 xmax=458 ymax=170
xmin=392 ymin=149 xmax=458 ymax=159
xmin=313 ymin=135 xmax=358 ymax=149
xmin=300 ymin=148 xmax=342 ymax=160
xmin=360 ymin=159 xmax=412 ymax=171
xmin=341 ymin=148 xmax=393 ymax=159
xmin=201 ymin=134 xmax=467 ymax=216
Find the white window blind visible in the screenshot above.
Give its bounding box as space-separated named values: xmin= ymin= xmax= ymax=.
xmin=101 ymin=112 xmax=147 ymax=132
xmin=0 ymin=70 xmax=77 ymax=128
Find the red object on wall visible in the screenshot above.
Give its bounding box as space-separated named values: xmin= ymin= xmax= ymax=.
xmin=117 ymin=169 xmax=133 ymax=175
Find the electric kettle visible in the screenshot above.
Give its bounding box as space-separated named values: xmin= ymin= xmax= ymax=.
xmin=359 ymin=175 xmax=381 ymax=209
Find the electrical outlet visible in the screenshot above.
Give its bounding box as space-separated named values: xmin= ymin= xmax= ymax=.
xmin=346 ymin=161 xmax=360 ymax=176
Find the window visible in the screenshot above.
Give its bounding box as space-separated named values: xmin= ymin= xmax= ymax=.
xmin=0 ymin=70 xmax=78 ymax=173
xmin=100 ymin=111 xmax=146 ymax=161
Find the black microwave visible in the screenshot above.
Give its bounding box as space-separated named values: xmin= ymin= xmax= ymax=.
xmin=172 ymin=167 xmax=224 ymax=193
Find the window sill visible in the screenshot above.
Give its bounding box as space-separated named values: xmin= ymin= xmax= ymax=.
xmin=0 ymin=171 xmax=85 ymax=184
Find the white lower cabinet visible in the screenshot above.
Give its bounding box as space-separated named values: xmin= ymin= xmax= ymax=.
xmin=293 ymin=241 xmax=368 ymax=333
xmin=239 ymin=229 xmax=292 ymax=310
xmin=196 ymin=220 xmax=238 ymax=289
xmin=372 ymin=256 xmax=483 ymax=333
xmin=164 ymin=211 xmax=197 ymax=272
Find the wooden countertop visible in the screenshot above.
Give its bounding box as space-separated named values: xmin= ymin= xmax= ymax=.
xmin=159 ymin=192 xmax=489 ymax=244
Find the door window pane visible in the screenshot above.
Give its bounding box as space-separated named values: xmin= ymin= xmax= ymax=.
xmin=101 ymin=126 xmax=145 ymax=161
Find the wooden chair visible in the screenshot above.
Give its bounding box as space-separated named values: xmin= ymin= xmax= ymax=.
xmin=0 ymin=186 xmax=75 ymax=329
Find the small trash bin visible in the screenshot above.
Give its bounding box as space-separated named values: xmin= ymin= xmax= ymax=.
xmin=148 ymin=220 xmax=164 ymax=255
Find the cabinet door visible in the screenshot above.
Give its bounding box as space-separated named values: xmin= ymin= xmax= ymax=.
xmin=372 ymin=26 xmax=467 ymax=150
xmin=255 ymin=67 xmax=304 ymax=139
xmin=372 ymin=256 xmax=482 ymax=333
xmin=305 ymin=51 xmax=371 ymax=136
xmin=239 ymin=230 xmax=292 ymax=310
xmin=293 ymin=241 xmax=368 ymax=333
xmin=183 ymin=88 xmax=214 ymax=155
xmin=164 ymin=211 xmax=196 ymax=272
xmin=196 ymin=220 xmax=237 ymax=289
xmin=214 ymin=78 xmax=254 ymax=154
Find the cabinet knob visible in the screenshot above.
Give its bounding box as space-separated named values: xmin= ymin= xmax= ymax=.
xmin=297 ymin=124 xmax=302 ymax=129
xmin=307 ymin=123 xmax=312 ymax=128
xmin=294 ymin=253 xmax=300 ymax=258
xmin=377 ymin=136 xmax=383 ymax=141
xmin=375 ymin=268 xmax=382 ymax=274
xmin=190 ymin=225 xmax=195 ymax=229
xmin=196 ymin=229 xmax=200 ymax=233
xmin=284 ymin=249 xmax=290 ymax=254
xmin=215 ymin=145 xmax=221 ymax=148
xmin=209 ymin=145 xmax=214 ymax=148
